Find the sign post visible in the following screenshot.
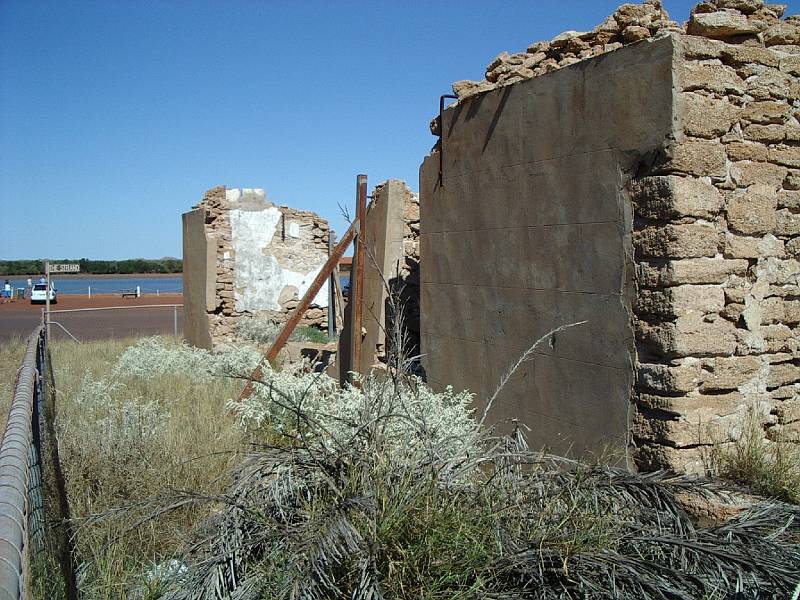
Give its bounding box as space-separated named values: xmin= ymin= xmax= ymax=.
xmin=45 ymin=263 xmax=80 ymax=338
xmin=45 ymin=261 xmax=50 ymax=339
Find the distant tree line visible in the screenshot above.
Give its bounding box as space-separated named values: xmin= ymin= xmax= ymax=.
xmin=0 ymin=258 xmax=182 ymax=276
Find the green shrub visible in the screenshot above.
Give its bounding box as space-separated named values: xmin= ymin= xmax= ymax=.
xmin=235 ymin=315 xmax=331 ymax=346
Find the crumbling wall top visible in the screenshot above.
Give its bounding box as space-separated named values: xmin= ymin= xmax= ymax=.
xmin=431 ymin=0 xmax=798 ymax=135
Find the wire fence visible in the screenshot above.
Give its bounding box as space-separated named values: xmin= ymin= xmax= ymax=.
xmin=0 ymin=325 xmax=77 ymax=599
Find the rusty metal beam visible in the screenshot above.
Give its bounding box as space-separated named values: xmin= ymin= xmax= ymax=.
xmin=349 ymin=174 xmax=368 ymax=383
xmin=239 ymin=218 xmax=357 ymax=401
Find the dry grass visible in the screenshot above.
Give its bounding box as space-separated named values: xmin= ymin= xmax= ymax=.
xmin=48 ymin=337 xmax=247 ymax=599
xmin=0 ymin=335 xmax=28 ymax=422
xmin=710 ymin=403 xmax=800 ymax=504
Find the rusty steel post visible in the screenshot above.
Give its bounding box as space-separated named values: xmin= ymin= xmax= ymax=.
xmin=239 ymin=219 xmax=358 ymax=401
xmin=349 ymin=174 xmax=368 ymax=383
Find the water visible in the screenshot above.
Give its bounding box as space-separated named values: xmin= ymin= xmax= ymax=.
xmin=2 ymin=276 xmax=183 ymax=295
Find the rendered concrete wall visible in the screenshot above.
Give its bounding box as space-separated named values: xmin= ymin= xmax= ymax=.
xmin=360 ymin=180 xmax=406 ymax=373
xmin=358 ymin=180 xmax=421 ymax=374
xmin=420 ymin=36 xmax=677 ymax=461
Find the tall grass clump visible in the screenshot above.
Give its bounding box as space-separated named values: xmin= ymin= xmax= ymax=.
xmin=710 ymin=403 xmax=800 ymax=504
xmin=152 ymin=362 xmax=800 ymax=599
xmin=50 ymin=337 xmax=254 ymax=599
xmin=0 ymin=335 xmax=26 ymax=420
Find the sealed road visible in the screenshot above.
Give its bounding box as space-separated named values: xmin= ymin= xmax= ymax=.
xmin=0 ymin=294 xmax=183 ymax=342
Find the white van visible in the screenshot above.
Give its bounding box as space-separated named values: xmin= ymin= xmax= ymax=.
xmin=30 ymin=282 xmax=57 ymax=304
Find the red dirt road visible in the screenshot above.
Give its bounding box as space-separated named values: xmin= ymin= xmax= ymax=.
xmin=0 ymin=294 xmax=183 ymax=342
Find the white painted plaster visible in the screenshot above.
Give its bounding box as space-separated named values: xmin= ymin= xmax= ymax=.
xmin=287 ymin=222 xmax=301 ymax=238
xmin=229 ymin=207 xmax=329 ymax=313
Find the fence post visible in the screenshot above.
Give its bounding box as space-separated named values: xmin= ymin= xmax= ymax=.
xmin=173 ymin=305 xmax=178 ymax=338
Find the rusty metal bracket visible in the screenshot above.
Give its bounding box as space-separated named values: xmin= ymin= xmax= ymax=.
xmin=438 ymin=94 xmax=458 ymax=187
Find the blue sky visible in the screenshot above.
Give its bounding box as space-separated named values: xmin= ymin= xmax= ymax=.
xmin=2 ymin=0 xmax=798 ymax=260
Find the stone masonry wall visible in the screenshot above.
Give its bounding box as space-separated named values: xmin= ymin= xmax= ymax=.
xmin=191 ymin=186 xmax=330 ymax=347
xmin=429 ymin=0 xmax=800 ymax=473
xmin=632 ymin=8 xmax=800 ymax=474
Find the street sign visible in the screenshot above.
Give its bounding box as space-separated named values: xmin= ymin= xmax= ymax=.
xmin=50 ymin=264 xmax=80 ymax=273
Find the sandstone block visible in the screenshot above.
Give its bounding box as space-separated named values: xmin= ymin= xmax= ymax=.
xmin=743 ymin=124 xmax=790 ymax=143
xmin=768 ymin=361 xmax=800 ymax=387
xmin=623 ymin=25 xmax=651 ymax=42
xmin=721 ymin=302 xmax=745 ymax=321
xmin=786 ymin=171 xmax=800 ymax=190
xmin=777 ymin=190 xmax=800 ymax=208
xmin=710 ymin=0 xmax=767 ymax=15
xmin=654 ymin=139 xmax=727 ymax=178
xmin=681 ymin=93 xmax=741 ymax=139
xmin=769 ymin=145 xmax=800 ymax=168
xmin=780 ymin=54 xmax=800 ymax=76
xmin=770 ymin=384 xmax=798 ymax=400
xmin=726 ymin=141 xmax=769 ymax=162
xmin=640 ymin=314 xmax=739 ymax=357
xmin=680 ymin=61 xmax=745 ymax=95
xmin=636 ymin=223 xmax=720 ymax=258
xmin=747 ymin=68 xmax=800 ymax=101
xmin=773 ymin=397 xmax=800 ymax=422
xmin=726 ymin=186 xmax=778 ymax=235
xmin=637 ymin=285 xmax=725 ymax=317
xmin=637 ymin=390 xmax=744 ymax=420
xmin=764 ymin=21 xmax=800 ymax=45
xmin=637 ymin=361 xmax=703 ymax=394
xmin=786 ymin=237 xmax=800 ymax=257
xmin=738 ymin=323 xmax=799 ymax=354
xmin=754 ymin=256 xmax=800 ymax=285
xmin=741 ymin=100 xmax=791 ymax=124
xmin=633 ymin=404 xmax=743 ymax=447
xmin=681 ymin=35 xmax=724 ymax=60
xmin=730 ymin=161 xmax=788 ymax=189
xmin=637 ymin=257 xmax=748 ymax=286
xmin=687 ymin=11 xmax=767 ymax=38
xmin=720 ymin=43 xmax=780 ymax=68
xmin=631 ymin=175 xmax=724 ymax=219
xmin=633 ymin=443 xmax=706 ymax=474
xmin=776 ymin=209 xmax=800 ymax=235
xmin=701 ymin=355 xmax=762 ymax=391
xmin=725 ymin=233 xmax=785 ymax=257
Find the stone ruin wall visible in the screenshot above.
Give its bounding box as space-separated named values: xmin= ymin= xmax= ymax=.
xmin=429 ymin=0 xmax=800 ymax=473
xmin=632 ymin=19 xmax=800 ymax=473
xmin=193 ymin=186 xmax=330 ymax=347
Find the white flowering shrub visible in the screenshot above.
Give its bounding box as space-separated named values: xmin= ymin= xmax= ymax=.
xmin=60 ymin=371 xmax=171 ymax=473
xmin=112 ymin=337 xmax=261 ymax=382
xmin=236 ymin=317 xmax=281 ymax=345
xmin=228 ymin=365 xmax=477 ymax=459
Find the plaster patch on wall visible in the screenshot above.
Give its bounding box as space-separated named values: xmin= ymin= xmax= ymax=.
xmin=230 ymin=207 xmax=329 ymax=312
